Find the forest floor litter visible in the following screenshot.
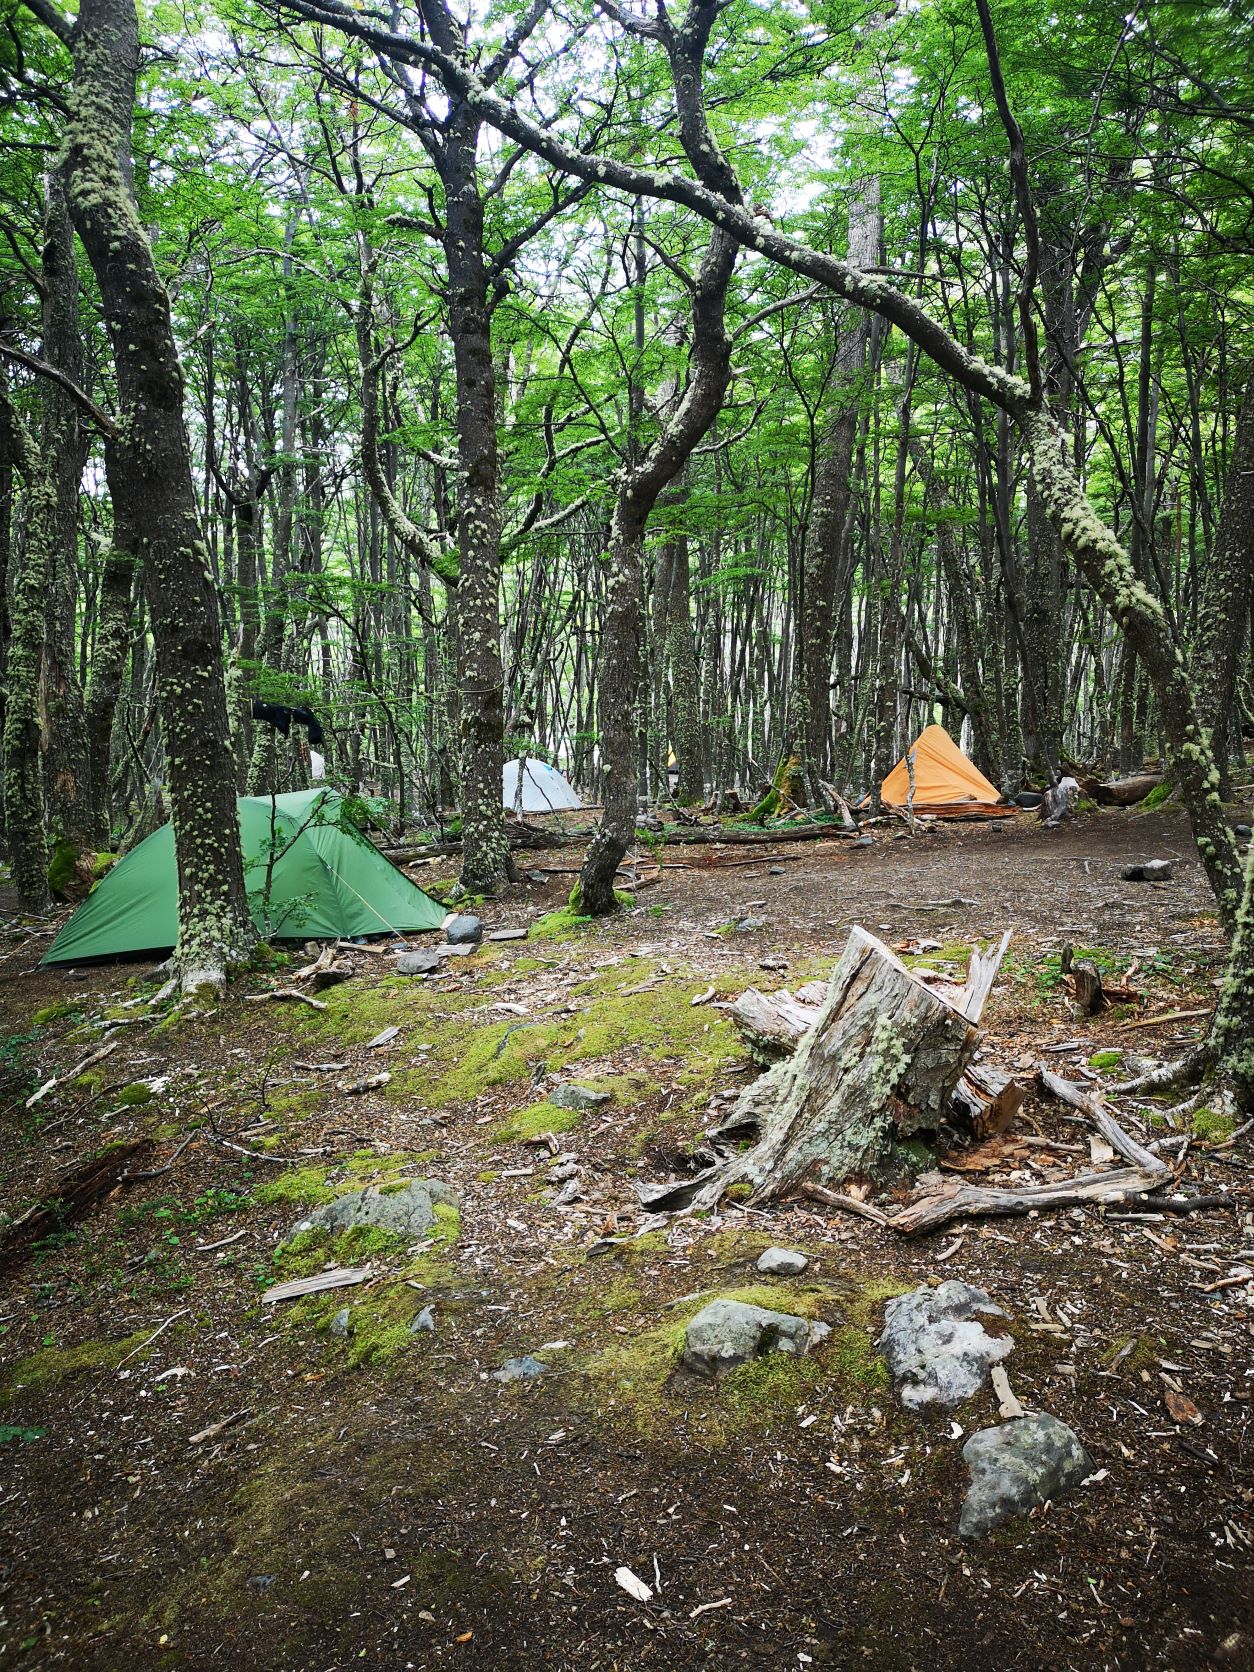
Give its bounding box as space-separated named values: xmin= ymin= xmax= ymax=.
xmin=0 ymin=807 xmax=1251 ymax=1670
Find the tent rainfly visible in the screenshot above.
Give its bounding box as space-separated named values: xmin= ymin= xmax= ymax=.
xmin=879 ymin=725 xmax=1011 ymax=816
xmin=41 ymin=788 xmax=445 ymax=964
xmin=502 ymin=758 xmax=584 ymax=814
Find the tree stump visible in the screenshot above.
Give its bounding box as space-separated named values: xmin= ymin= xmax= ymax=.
xmin=640 ymin=928 xmax=983 ymax=1213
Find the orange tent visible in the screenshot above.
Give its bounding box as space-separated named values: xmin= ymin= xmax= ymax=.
xmin=879 ymin=725 xmax=1011 ymax=816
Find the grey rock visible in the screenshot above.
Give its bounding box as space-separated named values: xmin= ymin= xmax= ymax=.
xmin=395 ymin=949 xmax=440 ymax=975
xmin=446 ymin=914 xmax=483 ymax=945
xmin=756 ymin=1246 xmax=809 ymax=1277
xmin=525 ymin=870 xmax=548 ymax=885
xmin=549 ymin=1083 xmax=610 ymax=1112
xmin=329 ymin=1307 xmax=351 ymax=1338
xmin=291 ymin=1178 xmax=457 ymax=1242
xmin=878 ymin=1281 xmax=1013 ymax=1410
xmin=410 ymin=1305 xmax=435 ymax=1334
xmin=1234 ymin=824 xmax=1252 ymax=841
xmin=1120 ymin=859 xmax=1174 ymax=882
xmin=493 ymin=1354 xmax=547 ymax=1383
xmin=682 ymin=1298 xmax=820 ymax=1379
xmin=734 ymin=916 xmax=766 ymax=933
xmin=959 ymin=1414 xmax=1092 ymax=1537
xmin=436 ymin=942 xmax=476 ymax=958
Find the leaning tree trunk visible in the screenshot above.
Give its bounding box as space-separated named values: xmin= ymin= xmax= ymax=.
xmin=61 ymin=0 xmax=253 ymax=984
xmin=1025 ymin=411 xmax=1244 ymax=930
xmin=640 ymin=928 xmax=982 ymax=1213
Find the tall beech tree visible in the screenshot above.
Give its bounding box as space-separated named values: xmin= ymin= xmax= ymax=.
xmin=25 ymin=0 xmax=253 ymax=984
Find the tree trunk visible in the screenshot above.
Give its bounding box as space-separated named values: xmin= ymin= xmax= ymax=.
xmin=641 ymin=928 xmax=980 ymax=1212
xmin=1195 ymin=381 xmax=1254 ymax=795
xmin=0 ymin=392 xmax=53 ymax=912
xmin=39 ymin=165 xmax=94 ymax=852
xmin=793 ymin=178 xmax=881 ymax=786
xmin=62 ymin=0 xmax=253 ymax=984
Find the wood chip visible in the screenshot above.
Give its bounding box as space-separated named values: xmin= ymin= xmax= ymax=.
xmin=991 ymin=1364 xmax=1025 ymax=1419
xmin=262 ymin=1266 xmax=373 ymax=1304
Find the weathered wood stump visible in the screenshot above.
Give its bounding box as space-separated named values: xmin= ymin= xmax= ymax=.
xmin=641 ymin=928 xmax=990 ymax=1213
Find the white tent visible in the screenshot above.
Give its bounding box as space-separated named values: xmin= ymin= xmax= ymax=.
xmin=503 ymin=757 xmax=584 ymax=814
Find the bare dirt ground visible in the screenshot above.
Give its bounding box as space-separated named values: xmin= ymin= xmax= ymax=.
xmin=1 ymin=805 xmax=1252 ymax=1672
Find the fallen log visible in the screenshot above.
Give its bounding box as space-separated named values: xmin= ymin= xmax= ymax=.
xmin=0 ymin=1138 xmax=154 ymax=1274
xmin=639 ymin=927 xmax=983 ymax=1214
xmin=887 ymin=1068 xmax=1174 ymax=1235
xmin=889 ymin=1165 xmax=1180 ymax=1235
xmin=1093 ymin=771 xmax=1162 ymax=806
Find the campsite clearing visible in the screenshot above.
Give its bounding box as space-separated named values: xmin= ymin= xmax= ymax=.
xmin=1 ymin=806 xmax=1251 ymax=1671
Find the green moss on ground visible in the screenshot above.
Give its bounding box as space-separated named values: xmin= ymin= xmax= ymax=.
xmin=1089 ymin=1050 xmax=1124 ymax=1070
xmin=0 ymin=1330 xmax=157 ymax=1404
xmin=253 ymin=1166 xmax=336 ymax=1208
xmin=578 ymin=1276 xmax=894 ymax=1444
xmin=114 ymin=1082 xmax=154 ymax=1107
xmin=33 ymin=1001 xmax=79 ymax=1027
xmin=496 ymin=1101 xmax=582 ymax=1142
xmin=1193 ymin=1107 xmax=1237 ymax=1142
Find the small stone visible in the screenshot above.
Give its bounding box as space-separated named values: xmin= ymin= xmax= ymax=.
xmin=246 ymin=1575 xmax=276 ymax=1592
xmin=734 ymin=916 xmax=766 ymax=932
xmin=487 ymin=928 xmax=528 ymax=942
xmin=548 ymin=1084 xmax=610 ymax=1112
xmin=878 ymin=1281 xmax=1013 ymax=1410
xmin=492 ymin=1355 xmax=547 ymax=1383
xmin=291 ymin=1178 xmax=457 ymax=1242
xmin=446 ymin=914 xmax=483 ymax=945
xmin=525 ymin=870 xmax=548 ymax=885
xmin=329 ymin=1307 xmax=351 ymax=1338
xmin=756 ymin=1246 xmax=809 ymax=1276
xmin=1120 ymin=859 xmax=1173 ymax=882
xmin=410 ymin=1306 xmax=435 ymax=1334
xmin=395 ymin=949 xmax=440 ymax=975
xmin=1234 ymin=824 xmax=1252 ymax=841
xmin=682 ymin=1298 xmax=819 ymax=1379
xmin=959 ymin=1414 xmax=1092 ymax=1537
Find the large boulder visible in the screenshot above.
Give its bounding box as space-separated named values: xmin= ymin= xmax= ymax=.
xmin=879 ymin=1280 xmax=1013 ymax=1410
xmin=959 ymin=1414 xmax=1092 ymax=1537
xmin=682 ymin=1298 xmax=825 ymax=1379
xmin=291 ymin=1178 xmax=456 ymax=1242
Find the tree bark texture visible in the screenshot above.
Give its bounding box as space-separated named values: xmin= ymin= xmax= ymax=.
xmin=63 ymin=0 xmax=253 ymax=980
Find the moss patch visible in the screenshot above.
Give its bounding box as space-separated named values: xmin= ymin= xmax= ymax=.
xmin=1193 ymin=1107 xmax=1237 ymax=1143
xmin=0 ymin=1330 xmax=156 ymax=1404
xmin=1088 ymin=1050 xmax=1124 ymax=1071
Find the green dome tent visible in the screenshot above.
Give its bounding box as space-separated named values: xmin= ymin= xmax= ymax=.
xmin=42 ymin=788 xmax=445 ymax=965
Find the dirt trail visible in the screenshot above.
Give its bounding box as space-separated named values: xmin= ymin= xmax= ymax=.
xmin=0 ymin=808 xmax=1250 ymax=1671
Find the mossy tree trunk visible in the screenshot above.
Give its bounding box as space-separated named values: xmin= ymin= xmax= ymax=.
xmin=577 ymin=1 xmax=740 ymax=914
xmin=0 ymin=389 xmax=54 ymax=912
xmin=1194 ymin=380 xmax=1254 ymax=796
xmin=57 ymin=0 xmax=253 ymax=983
xmin=641 ymin=929 xmax=979 ymax=1213
xmin=39 ymin=164 xmax=95 ymax=854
